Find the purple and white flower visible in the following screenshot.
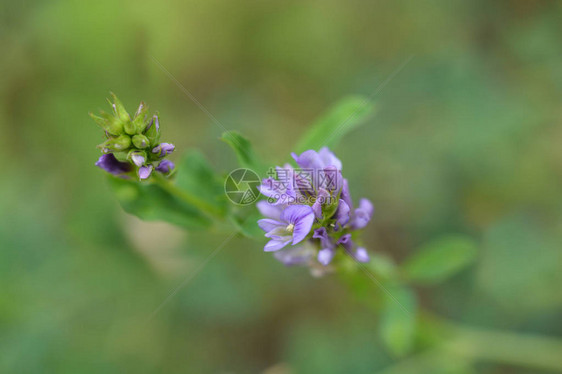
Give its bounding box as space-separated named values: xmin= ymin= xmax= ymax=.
xmin=256 ymin=147 xmax=374 ymax=271
xmin=258 ymin=205 xmax=315 ymax=251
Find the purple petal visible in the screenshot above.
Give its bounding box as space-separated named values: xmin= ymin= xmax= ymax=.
xmin=264 ymin=237 xmax=292 ymax=252
xmin=162 ymin=143 xmax=175 ymax=154
xmin=354 ymin=247 xmax=370 ymax=263
xmin=318 ymin=147 xmax=342 ymax=170
xmin=95 ymin=154 xmax=132 ymax=175
xmin=275 ymin=164 xmax=296 ymax=191
xmin=138 ymin=165 xmax=153 ymax=180
xmin=280 ymin=205 xmax=315 ymax=245
xmin=337 ymin=234 xmax=353 ymax=252
xmin=274 ymin=245 xmax=315 ymax=266
xmin=352 ymin=198 xmax=374 ymax=230
xmin=152 ymin=143 xmax=175 ymax=157
xmin=293 ymin=171 xmax=314 ymax=196
xmin=340 ymin=179 xmax=353 ymax=210
xmin=291 ymin=148 xmax=342 ymax=171
xmin=156 ymin=160 xmax=174 ymax=174
xmin=259 ymin=176 xmax=296 ymax=204
xmin=316 ymin=166 xmax=342 ymax=194
xmin=313 ymin=227 xmax=333 ymax=249
xmin=291 ymin=214 xmax=315 ymax=245
xmin=144 ymin=115 xmax=158 ymax=132
xmin=333 ymin=199 xmax=351 ymax=229
xmin=131 ymin=153 xmax=145 ymax=167
xmin=134 ymin=102 xmax=144 ymax=118
xmin=291 ymin=150 xmax=324 ymax=170
xmin=358 ymin=198 xmax=374 ymax=215
xmin=312 ymin=188 xmax=330 ymax=219
xmin=311 ymin=200 xmax=322 ymax=220
xmin=256 ymin=201 xmax=284 ymax=220
xmin=258 ymin=218 xmax=284 ymax=233
xmin=281 ymin=205 xmax=314 ymax=225
xmin=318 ymin=247 xmax=335 ymax=266
xmin=259 ymin=177 xmax=281 ymax=198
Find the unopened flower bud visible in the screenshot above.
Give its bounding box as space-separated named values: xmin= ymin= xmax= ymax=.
xmin=123 ymin=120 xmax=137 ymax=135
xmin=144 ymin=115 xmax=161 ymax=144
xmin=128 ymin=150 xmax=147 ymax=167
xmin=109 ymin=92 xmax=131 ymax=123
xmin=156 ymin=160 xmax=174 ymax=174
xmin=152 ymin=143 xmax=175 ymax=158
xmin=354 ymin=247 xmax=370 ymax=263
xmin=138 ymin=164 xmax=153 ymax=180
xmin=132 ymin=102 xmax=149 ymax=134
xmin=89 ymin=112 xmax=123 ymax=136
xmin=133 ymin=102 xmax=147 ymax=119
xmin=101 ymin=134 xmax=131 ymax=152
xmin=132 ymin=134 xmax=149 ymax=149
xmin=112 ymin=151 xmax=129 ymax=162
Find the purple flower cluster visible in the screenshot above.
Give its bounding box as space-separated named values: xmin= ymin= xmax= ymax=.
xmin=257 ymin=148 xmax=373 ymax=270
xmin=91 ymin=94 xmax=175 ymax=180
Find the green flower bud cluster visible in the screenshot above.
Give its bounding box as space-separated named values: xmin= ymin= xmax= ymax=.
xmin=91 ymin=93 xmax=175 ymax=180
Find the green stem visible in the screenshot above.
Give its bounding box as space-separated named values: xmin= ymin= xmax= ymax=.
xmin=342 ymin=268 xmax=562 ymax=372
xmin=375 ymin=317 xmax=562 ymax=373
xmin=441 ymin=321 xmax=562 ymax=372
xmin=151 ymin=173 xmax=223 ymax=220
xmin=375 ymin=349 xmax=454 ymax=374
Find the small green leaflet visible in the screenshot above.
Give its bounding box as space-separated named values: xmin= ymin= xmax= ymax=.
xmin=294 ymin=96 xmax=375 ymax=153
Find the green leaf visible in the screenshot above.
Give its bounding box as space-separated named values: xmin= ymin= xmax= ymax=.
xmin=476 ymin=215 xmax=562 ymax=313
xmin=221 ymin=131 xmax=263 ymax=172
xmin=294 ymin=96 xmax=375 ymax=153
xmin=108 ymin=176 xmax=212 ymax=230
xmin=402 ymin=235 xmax=478 ymax=284
xmin=379 ymin=286 xmax=417 ymax=356
xmin=175 ymin=150 xmax=228 ymax=218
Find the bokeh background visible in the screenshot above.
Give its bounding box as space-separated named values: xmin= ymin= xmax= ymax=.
xmin=1 ymin=0 xmax=562 ymax=373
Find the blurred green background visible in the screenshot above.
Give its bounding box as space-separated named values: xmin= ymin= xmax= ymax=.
xmin=1 ymin=0 xmax=562 ymax=373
